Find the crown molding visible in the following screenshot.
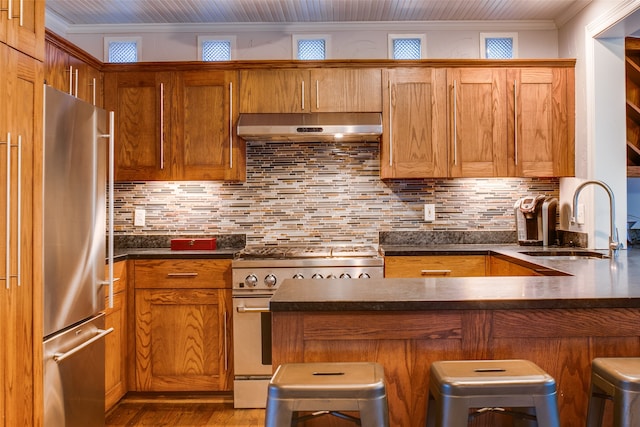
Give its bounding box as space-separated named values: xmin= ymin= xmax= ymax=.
xmin=46 ymin=16 xmax=559 ymax=35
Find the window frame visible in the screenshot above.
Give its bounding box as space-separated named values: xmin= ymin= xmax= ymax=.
xmin=292 ymin=34 xmax=331 ymax=60
xmin=198 ymin=35 xmax=236 ymax=61
xmin=388 ymin=34 xmax=426 ymax=59
xmin=480 ymin=32 xmax=519 ymax=59
xmin=104 ymin=36 xmax=142 ymax=63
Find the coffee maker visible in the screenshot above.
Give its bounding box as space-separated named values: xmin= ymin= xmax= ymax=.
xmin=514 ymin=195 xmax=558 ymax=246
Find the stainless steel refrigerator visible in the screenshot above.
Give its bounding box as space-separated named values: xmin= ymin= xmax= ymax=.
xmin=42 ymin=85 xmax=115 ymax=427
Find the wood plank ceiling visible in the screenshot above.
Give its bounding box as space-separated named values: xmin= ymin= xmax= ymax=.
xmin=46 ymin=0 xmax=592 ymax=26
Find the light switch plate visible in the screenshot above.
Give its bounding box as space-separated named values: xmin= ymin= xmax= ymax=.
xmin=134 ymin=209 xmax=146 ymax=227
xmin=424 ymin=204 xmax=435 ymax=222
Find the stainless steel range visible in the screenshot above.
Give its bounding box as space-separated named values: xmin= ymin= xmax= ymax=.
xmin=231 ymin=245 xmax=384 ymax=408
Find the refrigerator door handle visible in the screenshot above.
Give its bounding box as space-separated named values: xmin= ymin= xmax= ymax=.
xmin=100 ymin=111 xmax=115 ymax=309
xmin=52 ymin=327 xmax=113 ymax=363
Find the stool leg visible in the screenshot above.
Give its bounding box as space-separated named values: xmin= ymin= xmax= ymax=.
xmin=586 ymin=382 xmax=607 ymax=427
xmin=265 ymin=399 xmax=294 ymax=427
xmin=440 ymin=398 xmax=470 ymax=427
xmin=533 ymin=393 xmax=560 ymax=427
xmin=359 ymin=395 xmax=390 ymax=427
xmin=615 ymin=389 xmax=640 ymax=427
xmin=425 ymin=393 xmax=437 ymax=427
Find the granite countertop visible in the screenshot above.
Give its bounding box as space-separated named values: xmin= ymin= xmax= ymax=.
xmin=270 ymin=245 xmax=640 ymax=311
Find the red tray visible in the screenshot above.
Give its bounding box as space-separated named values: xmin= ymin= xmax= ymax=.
xmin=170 ymin=238 xmax=217 ymax=251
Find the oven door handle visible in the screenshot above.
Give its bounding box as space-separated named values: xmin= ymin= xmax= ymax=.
xmin=236 ymin=306 xmax=270 ymax=313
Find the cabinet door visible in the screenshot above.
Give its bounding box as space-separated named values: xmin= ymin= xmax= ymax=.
xmin=381 ymin=68 xmax=448 ymax=178
xmin=449 ymin=68 xmax=508 ymax=177
xmin=104 ymin=261 xmax=127 ymax=411
xmin=45 ymin=41 xmax=72 ymax=94
xmin=74 ymin=59 xmax=103 ymax=107
xmin=310 ymin=68 xmax=382 ymax=112
xmin=174 ymin=70 xmax=245 ymax=181
xmin=508 ymin=68 xmax=575 ymax=177
xmin=3 ymin=0 xmax=44 ymax=60
xmin=135 ymin=288 xmax=232 ymax=391
xmin=0 ymin=44 xmax=41 ymax=427
xmin=104 ymin=71 xmax=173 ymax=181
xmin=384 ymin=255 xmax=487 ymax=277
xmin=239 ymin=69 xmax=310 ymax=113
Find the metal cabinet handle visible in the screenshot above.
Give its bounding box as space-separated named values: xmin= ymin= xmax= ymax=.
xmin=53 ymin=328 xmax=114 ymax=363
xmin=301 ymin=80 xmax=305 ymax=110
xmin=223 ymin=310 xmax=228 ymax=371
xmin=452 ymin=80 xmax=458 ymax=165
xmin=2 ymin=0 xmax=23 ymax=25
xmin=90 ymin=77 xmax=96 ymax=105
xmin=167 ymin=272 xmax=199 ymax=278
xmin=74 ymin=68 xmax=79 ymax=97
xmin=315 ymin=80 xmax=319 ymax=110
xmin=388 ymin=80 xmax=393 ymax=166
xmin=1 ymin=133 xmax=9 ymax=289
xmin=236 ymin=305 xmax=270 ymax=313
xmin=68 ymin=66 xmax=73 ymax=95
xmin=513 ymin=80 xmax=518 ymax=166
xmin=421 ymin=269 xmax=452 ymax=276
xmin=229 ymin=82 xmax=233 ymax=169
xmin=14 ymin=135 xmax=21 ymax=287
xmin=159 ymin=82 xmax=165 ymax=170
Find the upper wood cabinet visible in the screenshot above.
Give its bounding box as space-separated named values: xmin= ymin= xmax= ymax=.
xmin=0 ymin=43 xmax=42 ymax=427
xmin=104 ymin=69 xmax=244 ymax=181
xmin=0 ymin=0 xmax=44 ymax=60
xmin=448 ymin=68 xmax=508 ymax=177
xmin=239 ymin=68 xmax=382 ymax=113
xmin=381 ymin=67 xmax=447 ymax=178
xmin=45 ymin=38 xmax=103 ymax=106
xmin=508 ymin=67 xmax=575 ymax=177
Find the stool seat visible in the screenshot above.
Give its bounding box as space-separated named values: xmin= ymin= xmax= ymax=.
xmin=426 ymin=359 xmax=560 ymax=427
xmin=265 ymin=362 xmax=389 ymax=427
xmin=586 ymin=357 xmax=640 ymax=426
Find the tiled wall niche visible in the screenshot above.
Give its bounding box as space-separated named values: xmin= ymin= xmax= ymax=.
xmin=113 ymin=141 xmax=559 ymax=246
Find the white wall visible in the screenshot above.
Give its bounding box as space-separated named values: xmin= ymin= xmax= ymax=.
xmin=47 ymin=20 xmax=559 ymax=62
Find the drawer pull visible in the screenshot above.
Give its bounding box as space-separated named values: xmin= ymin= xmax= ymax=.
xmin=421 ymin=269 xmax=452 ymax=276
xmin=167 ymin=272 xmax=199 ymax=278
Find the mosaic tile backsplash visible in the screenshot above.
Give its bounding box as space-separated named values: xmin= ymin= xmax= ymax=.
xmin=113 ymin=141 xmax=559 ymax=246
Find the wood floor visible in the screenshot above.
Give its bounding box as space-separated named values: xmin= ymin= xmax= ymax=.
xmin=105 ymin=393 xmax=265 ymax=427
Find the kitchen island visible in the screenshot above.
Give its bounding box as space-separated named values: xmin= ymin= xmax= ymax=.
xmin=270 ymin=247 xmax=640 ymax=427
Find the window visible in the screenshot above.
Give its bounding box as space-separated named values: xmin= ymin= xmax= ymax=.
xmin=389 ymin=34 xmax=425 ymax=59
xmin=293 ymin=35 xmax=330 ymax=60
xmin=480 ymin=33 xmax=518 ymax=59
xmin=198 ymin=36 xmax=235 ymax=61
xmin=104 ymin=37 xmax=141 ymax=63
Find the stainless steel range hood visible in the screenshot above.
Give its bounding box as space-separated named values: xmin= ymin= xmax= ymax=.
xmin=237 ymin=112 xmax=382 ymax=142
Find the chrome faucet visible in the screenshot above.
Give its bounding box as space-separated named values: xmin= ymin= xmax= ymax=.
xmin=571 ymin=180 xmax=621 ymax=258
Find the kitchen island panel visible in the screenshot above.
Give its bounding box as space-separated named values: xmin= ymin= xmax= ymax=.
xmin=272 ymin=308 xmax=640 ymax=427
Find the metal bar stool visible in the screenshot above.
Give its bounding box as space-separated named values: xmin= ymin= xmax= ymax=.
xmin=425 ymin=359 xmax=560 ymax=427
xmin=265 ymin=362 xmax=390 ymax=427
xmin=586 ymin=357 xmax=640 ymax=426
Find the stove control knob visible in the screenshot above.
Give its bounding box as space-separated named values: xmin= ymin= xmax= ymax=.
xmin=359 ymin=273 xmax=371 ymax=279
xmin=327 ymin=273 xmax=337 ymax=279
xmin=340 ymin=273 xmax=352 ymax=279
xmin=312 ymin=273 xmax=324 ymax=279
xmin=244 ymin=274 xmax=258 ymax=287
xmin=264 ymin=274 xmax=277 ymax=287
xmin=293 ymin=274 xmax=305 ymax=279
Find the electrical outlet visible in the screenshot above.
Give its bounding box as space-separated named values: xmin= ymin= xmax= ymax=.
xmin=134 ymin=209 xmax=146 ymax=227
xmin=576 ymin=203 xmax=585 ymax=225
xmin=424 ymin=204 xmax=435 ymax=222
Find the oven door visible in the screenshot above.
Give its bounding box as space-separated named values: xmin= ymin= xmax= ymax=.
xmin=233 ymin=296 xmax=272 ymax=376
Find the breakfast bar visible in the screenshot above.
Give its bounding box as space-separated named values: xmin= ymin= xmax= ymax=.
xmin=270 ymin=247 xmax=640 ymax=427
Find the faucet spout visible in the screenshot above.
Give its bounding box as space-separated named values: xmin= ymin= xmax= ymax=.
xmin=571 ymin=180 xmax=620 ymax=258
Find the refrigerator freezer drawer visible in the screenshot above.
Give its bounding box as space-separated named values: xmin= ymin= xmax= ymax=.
xmin=43 ymin=314 xmax=111 ymax=427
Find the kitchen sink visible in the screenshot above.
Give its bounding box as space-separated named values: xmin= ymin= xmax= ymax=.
xmin=519 ymin=250 xmax=609 ymax=260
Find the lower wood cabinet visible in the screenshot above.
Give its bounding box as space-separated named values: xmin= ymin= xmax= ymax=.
xmin=104 ymin=260 xmax=128 ymax=411
xmin=133 ymin=259 xmax=232 ymax=392
xmin=384 ymin=255 xmax=487 ymax=277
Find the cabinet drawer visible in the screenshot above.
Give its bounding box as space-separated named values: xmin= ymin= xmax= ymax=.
xmin=134 ymin=259 xmax=231 ymax=289
xmin=384 ymin=255 xmax=487 ymax=277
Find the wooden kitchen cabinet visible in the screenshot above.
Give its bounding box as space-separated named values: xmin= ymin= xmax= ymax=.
xmin=45 ymin=34 xmax=103 ymax=106
xmin=133 ymin=259 xmax=232 ymax=392
xmin=507 ymin=67 xmax=575 ymax=177
xmin=488 ymin=256 xmax=542 ymax=276
xmin=384 ymin=255 xmax=487 ymax=277
xmin=448 ymin=67 xmax=509 ymax=177
xmin=104 ymin=260 xmax=128 ymax=411
xmin=0 ymin=43 xmax=42 ymax=427
xmin=239 ymin=67 xmax=382 ymax=113
xmin=381 ymin=67 xmax=448 ymax=178
xmin=0 ymin=0 xmax=44 ymax=60
xmin=104 ymin=69 xmax=243 ymax=181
